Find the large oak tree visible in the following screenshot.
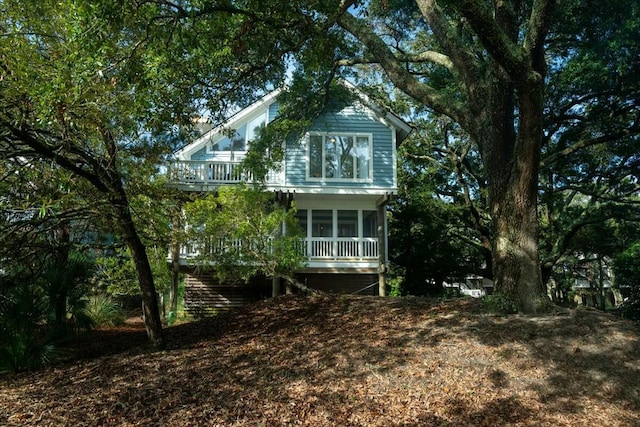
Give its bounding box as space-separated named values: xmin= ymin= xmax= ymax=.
xmin=295 ymin=0 xmax=556 ymax=312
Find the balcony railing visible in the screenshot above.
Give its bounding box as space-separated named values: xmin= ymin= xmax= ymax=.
xmin=179 ymin=237 xmax=378 ymax=261
xmin=167 ymin=160 xmax=283 ymax=186
xmin=302 ymin=237 xmax=379 ymax=259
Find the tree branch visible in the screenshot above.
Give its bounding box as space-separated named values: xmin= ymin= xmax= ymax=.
xmin=456 ymin=0 xmax=527 ymax=78
xmin=415 ymin=1 xmax=483 ymax=96
xmin=337 ymin=11 xmax=470 ymax=128
xmin=541 ymin=127 xmax=639 ymax=168
xmin=336 ymin=51 xmax=454 ymax=70
xmin=525 ymin=0 xmax=556 ymax=75
xmin=0 ymin=120 xmax=110 ymax=193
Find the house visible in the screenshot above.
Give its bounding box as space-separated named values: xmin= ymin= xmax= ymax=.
xmin=443 ymin=275 xmax=494 ymax=298
xmin=168 ymin=83 xmax=412 ymax=315
xmin=570 ymin=258 xmax=624 ymax=308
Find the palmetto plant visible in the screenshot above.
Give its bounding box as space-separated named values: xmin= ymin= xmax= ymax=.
xmin=0 ymin=252 xmax=97 ymax=372
xmin=0 ymin=282 xmax=54 ymax=373
xmin=42 ymin=252 xmax=95 ymax=337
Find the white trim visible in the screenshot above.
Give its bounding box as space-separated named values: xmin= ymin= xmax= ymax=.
xmin=169 ymin=180 xmax=397 ymax=196
xmin=295 ymin=197 xmax=377 ymax=209
xmin=273 ymin=186 xmax=396 ymax=195
xmin=301 ymin=260 xmax=379 ymax=270
xmin=391 ymin=125 xmax=398 ymax=188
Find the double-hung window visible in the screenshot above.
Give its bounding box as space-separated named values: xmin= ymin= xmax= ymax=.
xmin=308 ymin=133 xmax=372 ymax=181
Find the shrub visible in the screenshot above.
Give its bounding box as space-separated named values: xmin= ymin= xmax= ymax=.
xmin=85 ymin=294 xmax=126 ymax=327
xmin=0 ymin=285 xmax=54 ymax=373
xmin=618 ymin=288 xmax=640 ymax=321
xmin=0 ymin=327 xmax=55 ymax=373
xmin=483 ymin=293 xmax=518 ymax=314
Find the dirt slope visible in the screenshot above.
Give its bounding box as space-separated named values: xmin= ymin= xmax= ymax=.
xmin=1 ymin=295 xmax=639 ymax=426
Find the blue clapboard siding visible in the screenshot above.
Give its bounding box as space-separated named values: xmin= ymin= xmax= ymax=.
xmin=268 ymin=102 xmax=279 ymax=122
xmin=285 ymin=103 xmax=395 ymax=189
xmin=185 ymin=99 xmax=396 ymax=191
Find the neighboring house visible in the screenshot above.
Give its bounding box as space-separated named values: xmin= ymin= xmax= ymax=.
xmin=443 ymin=275 xmax=494 ymax=298
xmin=571 ymin=258 xmax=623 ymax=308
xmin=445 ymin=259 xmax=623 ymax=307
xmin=167 ymin=84 xmax=412 ymax=315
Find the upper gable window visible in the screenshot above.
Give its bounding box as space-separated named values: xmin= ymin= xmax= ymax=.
xmin=207 ymin=110 xmax=267 ymax=153
xmin=308 ymin=133 xmax=372 ymax=181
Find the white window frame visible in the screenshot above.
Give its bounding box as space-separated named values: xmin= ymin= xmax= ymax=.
xmin=306 ymin=132 xmax=373 ymax=182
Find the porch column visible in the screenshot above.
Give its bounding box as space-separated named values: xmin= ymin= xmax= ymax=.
xmin=377 ymin=199 xmax=388 ymax=297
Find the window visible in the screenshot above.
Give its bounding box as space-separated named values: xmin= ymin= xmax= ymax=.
xmin=207 ymin=110 xmax=267 ymax=153
xmin=246 ymin=112 xmax=266 ymax=142
xmin=338 ymin=210 xmax=358 ymax=237
xmin=295 ymin=209 xmax=308 ymax=235
xmin=311 ymin=210 xmax=333 ymax=237
xmin=298 ymin=209 xmax=378 ymax=238
xmin=363 ymin=210 xmax=377 ymax=237
xmin=308 ymin=133 xmax=372 ymax=180
xmin=208 ymin=135 xmax=232 ymax=152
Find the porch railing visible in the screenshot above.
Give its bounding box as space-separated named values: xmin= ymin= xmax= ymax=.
xmin=167 ymin=160 xmax=283 ymax=186
xmin=179 ymin=237 xmax=378 ymax=261
xmin=303 ymin=237 xmax=378 ymax=259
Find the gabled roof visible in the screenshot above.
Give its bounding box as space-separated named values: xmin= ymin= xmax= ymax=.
xmin=174 ymin=82 xmax=412 ymax=159
xmin=174 ymin=89 xmax=282 ymax=159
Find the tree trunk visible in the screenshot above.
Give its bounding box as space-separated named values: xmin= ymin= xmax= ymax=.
xmin=170 ymin=214 xmax=181 ymax=320
xmin=598 ymin=258 xmax=606 ymax=311
xmin=112 ymin=191 xmax=164 ymax=348
xmin=53 ymin=223 xmax=71 ymax=327
xmin=377 ymin=201 xmax=387 ymax=297
xmin=481 ymin=68 xmax=549 ymax=313
xmin=490 ymin=185 xmax=547 ymax=312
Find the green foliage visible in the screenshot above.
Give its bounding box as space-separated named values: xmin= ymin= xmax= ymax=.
xmin=614 ymin=243 xmax=640 ymax=320
xmin=0 ymin=278 xmax=54 ymax=372
xmin=0 ymin=250 xmax=97 ymax=372
xmin=94 ymin=246 xmax=172 ymax=297
xmin=0 ymin=328 xmax=55 ymax=374
xmin=85 ymin=295 xmax=126 ymax=328
xmin=483 ymin=293 xmax=518 ymax=315
xmin=42 ymin=252 xmax=95 ymax=334
xmin=617 ymin=290 xmax=640 ymax=321
xmin=387 ymin=272 xmax=404 ymax=297
xmin=389 ymin=119 xmax=487 ymax=296
xmin=184 ymin=186 xmax=305 ymax=283
xmin=94 ymin=251 xmax=138 ymax=297
xmin=1 ymin=0 xmax=308 ymax=343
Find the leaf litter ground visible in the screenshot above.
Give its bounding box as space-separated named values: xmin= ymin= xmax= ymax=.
xmin=1 ymin=295 xmax=639 ymax=426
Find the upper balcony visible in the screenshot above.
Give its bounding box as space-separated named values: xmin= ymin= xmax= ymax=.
xmin=167 ymin=160 xmax=284 ymax=190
